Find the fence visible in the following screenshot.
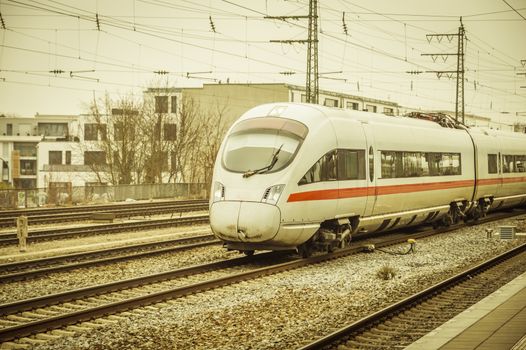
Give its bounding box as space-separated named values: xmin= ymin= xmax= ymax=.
xmin=0 ymin=183 xmax=208 ymax=209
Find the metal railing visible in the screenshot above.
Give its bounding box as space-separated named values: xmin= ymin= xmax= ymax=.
xmin=0 ymin=183 xmax=208 ymax=209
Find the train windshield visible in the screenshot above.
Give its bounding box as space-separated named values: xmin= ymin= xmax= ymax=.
xmin=223 ymin=117 xmax=308 ymax=174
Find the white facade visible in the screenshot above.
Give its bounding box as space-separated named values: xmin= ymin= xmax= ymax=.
xmin=0 ymin=84 xmax=517 ymax=190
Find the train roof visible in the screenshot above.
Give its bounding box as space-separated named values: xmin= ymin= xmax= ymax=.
xmin=238 ymin=103 xmax=526 ymax=140
xmin=238 ymin=103 xmax=455 ymax=131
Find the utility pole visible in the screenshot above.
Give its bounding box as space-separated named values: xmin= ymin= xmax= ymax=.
xmin=421 ymin=17 xmax=466 ymax=123
xmin=267 ymin=0 xmax=319 ymax=104
xmin=455 ymin=18 xmax=465 ymax=125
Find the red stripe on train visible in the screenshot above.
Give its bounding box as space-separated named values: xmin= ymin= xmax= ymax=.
xmin=287 ymin=177 xmax=526 ymax=203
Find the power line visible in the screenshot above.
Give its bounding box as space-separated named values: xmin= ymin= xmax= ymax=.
xmin=501 ymin=0 xmax=526 ymax=21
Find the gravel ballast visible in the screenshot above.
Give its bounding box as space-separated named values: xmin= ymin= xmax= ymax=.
xmin=20 ymin=216 xmax=526 ymax=350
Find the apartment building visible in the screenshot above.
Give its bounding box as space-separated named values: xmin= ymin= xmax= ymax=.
xmin=1 ymin=83 xmax=495 ymax=190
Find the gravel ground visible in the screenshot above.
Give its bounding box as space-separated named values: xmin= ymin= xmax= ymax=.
xmin=26 ymin=216 xmax=526 ymax=350
xmin=0 ymin=212 xmax=209 ymax=263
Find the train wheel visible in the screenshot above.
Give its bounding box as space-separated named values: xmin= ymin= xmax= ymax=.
xmin=297 ymin=243 xmax=313 ymax=258
xmin=241 ymin=250 xmax=255 ymax=256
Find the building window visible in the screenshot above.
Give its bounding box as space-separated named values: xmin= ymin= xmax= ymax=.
xmin=84 ymin=124 xmax=98 ymax=141
xmin=84 ymin=151 xmax=106 ymax=166
xmin=114 ymin=122 xmax=124 ymax=141
xmin=383 ymin=107 xmax=394 ymax=116
xmin=99 ymin=124 xmax=107 ymax=141
xmin=161 ymin=151 xmax=169 ymax=171
xmin=14 ymin=143 xmax=37 ymax=157
xmin=346 ymin=102 xmax=359 ymax=110
xmin=164 ymin=123 xmax=177 ymax=141
xmin=171 ymin=96 xmax=177 ymax=113
xmin=49 ymin=151 xmax=62 ymax=165
xmin=19 ymin=160 xmax=36 ymax=175
xmin=171 ymin=152 xmax=177 ymax=172
xmin=155 ymin=96 xmax=168 ymax=113
xmin=6 ymin=123 xmax=12 ymax=136
xmin=65 ymin=151 xmax=71 ymax=165
xmin=365 ymin=105 xmax=377 ymax=113
xmin=324 ymin=98 xmax=339 ymax=107
xmin=38 ymin=123 xmax=68 ymax=137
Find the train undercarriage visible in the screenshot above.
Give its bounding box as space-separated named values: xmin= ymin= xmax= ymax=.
xmin=295 ymin=198 xmax=496 ymax=258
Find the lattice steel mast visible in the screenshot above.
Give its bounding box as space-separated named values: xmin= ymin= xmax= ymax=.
xmin=267 ymin=0 xmax=319 ymax=104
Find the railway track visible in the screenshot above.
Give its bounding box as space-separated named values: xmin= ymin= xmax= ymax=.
xmin=0 ymin=228 xmax=464 ymax=346
xmin=0 ymin=251 xmax=295 ymax=344
xmin=0 ymin=233 xmax=219 ymax=283
xmin=0 ymin=199 xmax=208 ymax=228
xmin=298 ymin=243 xmax=526 ymax=350
xmin=0 ymin=214 xmax=209 ymax=245
xmin=0 ymin=210 xmax=523 ymax=347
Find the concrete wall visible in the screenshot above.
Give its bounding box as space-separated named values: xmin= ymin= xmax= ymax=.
xmin=183 ymin=83 xmax=290 ymax=127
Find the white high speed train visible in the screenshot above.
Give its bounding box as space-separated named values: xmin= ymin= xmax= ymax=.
xmin=209 ymin=103 xmax=526 ymax=257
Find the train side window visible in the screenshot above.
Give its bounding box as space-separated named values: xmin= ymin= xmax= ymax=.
xmin=488 ymin=154 xmax=498 ymax=174
xmin=441 ymin=153 xmax=461 ymax=175
xmin=427 ymin=153 xmax=441 ymax=176
xmin=369 ymin=146 xmax=374 ymax=182
xmin=299 ymin=150 xmax=336 ymax=185
xmin=381 ymin=151 xmax=461 ymax=178
xmin=516 ymin=155 xmax=525 ymax=173
xmin=299 ymin=149 xmax=366 ymax=185
xmin=381 ymin=151 xmax=395 ymax=178
xmin=502 ymin=155 xmax=514 ymax=173
xmin=403 ymin=152 xmax=423 ymax=177
xmin=337 ymin=149 xmax=366 ymax=180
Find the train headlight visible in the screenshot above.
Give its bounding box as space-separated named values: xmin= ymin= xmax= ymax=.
xmin=213 ymin=182 xmax=225 ymax=202
xmin=262 ymin=184 xmax=285 ymax=205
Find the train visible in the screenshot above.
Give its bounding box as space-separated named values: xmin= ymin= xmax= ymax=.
xmin=209 ymin=102 xmax=526 ymax=257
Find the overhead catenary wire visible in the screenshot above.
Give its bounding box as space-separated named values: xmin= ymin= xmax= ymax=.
xmin=0 ymin=0 xmax=524 ymax=118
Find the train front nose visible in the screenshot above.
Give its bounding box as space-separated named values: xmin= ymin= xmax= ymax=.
xmin=210 ymin=201 xmax=281 ymax=242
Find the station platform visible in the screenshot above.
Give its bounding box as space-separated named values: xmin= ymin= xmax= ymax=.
xmin=405 ymin=270 xmax=526 ymax=350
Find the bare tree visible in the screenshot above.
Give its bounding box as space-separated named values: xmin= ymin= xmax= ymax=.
xmin=166 ymin=97 xmax=201 ymax=183
xmin=197 ymin=100 xmax=229 ymax=188
xmin=84 ymin=92 xmax=146 ymax=184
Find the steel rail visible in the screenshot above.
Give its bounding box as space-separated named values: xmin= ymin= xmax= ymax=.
xmin=0 ymin=229 xmax=455 ymax=342
xmin=0 ymin=234 xmax=219 ymax=283
xmin=0 ymin=214 xmax=210 ymax=245
xmin=0 ymin=202 xmax=209 ymax=228
xmin=297 ymin=242 xmax=526 ymax=350
xmin=0 ymin=199 xmax=207 ymax=218
xmin=0 ymin=209 xmax=524 ymax=343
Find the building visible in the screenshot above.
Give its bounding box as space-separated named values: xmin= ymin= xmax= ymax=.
xmin=176 ymin=83 xmax=400 ymax=127
xmin=0 ymin=83 xmax=515 ymax=190
xmin=0 ymin=114 xmax=80 ymax=189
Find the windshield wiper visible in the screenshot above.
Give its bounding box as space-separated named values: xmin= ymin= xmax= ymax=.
xmin=243 ymin=144 xmax=283 ymax=178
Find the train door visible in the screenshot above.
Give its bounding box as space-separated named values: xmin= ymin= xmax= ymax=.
xmin=362 ymin=123 xmax=377 ymax=216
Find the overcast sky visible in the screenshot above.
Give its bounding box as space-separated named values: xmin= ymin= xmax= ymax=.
xmin=0 ymin=0 xmax=525 ymax=126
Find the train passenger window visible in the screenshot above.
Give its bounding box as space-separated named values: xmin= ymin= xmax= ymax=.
xmin=502 ymin=155 xmax=514 ymax=173
xmin=516 ymin=155 xmax=526 ymax=172
xmin=337 ymin=149 xmax=366 ymax=180
xmin=488 ymin=154 xmax=498 ymax=174
xmin=381 ymin=151 xmax=399 ymax=178
xmin=441 ymin=153 xmax=461 ymax=175
xmin=380 ymin=151 xmax=461 ymax=178
xmin=403 ymin=152 xmax=424 ymax=177
xmin=299 ymin=149 xmax=365 ymax=185
xmin=369 ymin=147 xmax=374 ymax=182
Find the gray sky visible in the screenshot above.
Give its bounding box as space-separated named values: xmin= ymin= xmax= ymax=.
xmin=0 ymin=0 xmax=525 ymax=126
